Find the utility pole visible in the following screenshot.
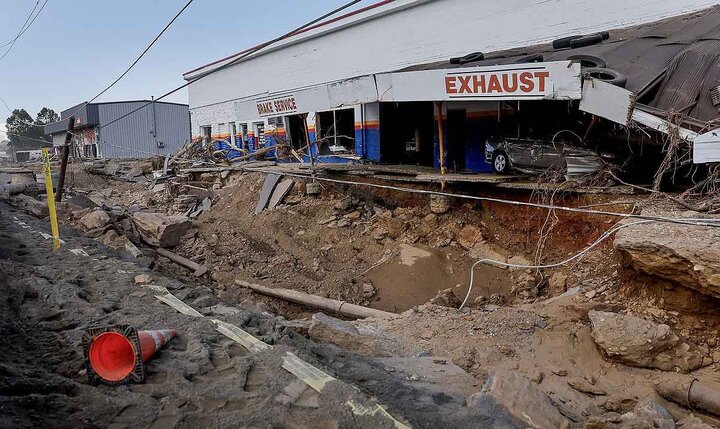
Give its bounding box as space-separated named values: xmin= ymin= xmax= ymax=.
xmin=56 ymin=116 xmax=75 ymax=202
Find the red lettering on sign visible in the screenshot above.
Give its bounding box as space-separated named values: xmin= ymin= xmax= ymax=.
xmin=472 ymin=75 xmax=485 ymax=93
xmin=519 ymin=72 xmax=534 ymax=93
xmin=534 ymin=71 xmax=550 ymax=92
xmin=487 ymin=75 xmax=502 ymax=93
xmin=445 ymin=77 xmax=457 ymax=94
xmin=502 ymin=74 xmax=518 ymax=92
xmin=257 ymin=97 xmax=297 ymax=116
xmin=444 ymin=69 xmax=552 ymax=96
xmin=458 ymin=75 xmax=473 ymax=93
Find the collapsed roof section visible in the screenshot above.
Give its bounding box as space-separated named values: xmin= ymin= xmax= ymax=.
xmin=401 ymin=6 xmax=720 ymax=124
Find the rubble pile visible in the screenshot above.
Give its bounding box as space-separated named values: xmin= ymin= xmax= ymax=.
xmin=3 ymin=159 xmax=720 ymax=427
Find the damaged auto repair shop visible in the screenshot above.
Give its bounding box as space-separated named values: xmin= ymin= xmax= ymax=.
xmin=183 ymin=0 xmax=720 ymax=188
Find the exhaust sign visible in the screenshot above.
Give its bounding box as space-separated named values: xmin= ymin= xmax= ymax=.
xmin=376 ymin=61 xmax=582 ymax=102
xmin=445 ymin=69 xmax=551 ymax=98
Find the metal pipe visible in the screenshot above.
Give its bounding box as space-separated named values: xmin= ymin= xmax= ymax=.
xmin=56 ymin=116 xmax=76 ymax=202
xmin=235 ymin=279 xmax=396 ymax=319
xmin=656 ymin=379 xmax=720 ymax=417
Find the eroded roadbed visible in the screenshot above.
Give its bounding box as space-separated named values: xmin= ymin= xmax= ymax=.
xmin=0 ymin=203 xmax=519 ymax=429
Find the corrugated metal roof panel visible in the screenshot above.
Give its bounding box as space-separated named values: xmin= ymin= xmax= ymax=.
xmin=653 ymin=41 xmax=720 ymax=113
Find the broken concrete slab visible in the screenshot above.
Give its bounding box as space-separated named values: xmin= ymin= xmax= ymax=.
xmin=63 ymin=194 xmax=100 ymax=209
xmin=589 ymin=311 xmax=704 ymax=373
xmin=268 ymin=179 xmax=294 ymax=209
xmin=79 ymin=210 xmax=110 ymax=230
xmin=255 ymin=174 xmax=281 ymax=214
xmin=132 ymin=212 xmax=192 ymax=248
xmin=9 ymin=194 xmax=48 ymax=218
xmin=374 ymin=356 xmax=482 ymax=398
xmin=614 ymin=221 xmax=720 ymax=299
xmin=467 ymin=369 xmax=568 ymax=429
xmin=308 ymin=313 xmax=390 ymax=357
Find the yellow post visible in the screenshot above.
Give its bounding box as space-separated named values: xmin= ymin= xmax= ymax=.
xmin=42 ymin=148 xmax=61 ymax=250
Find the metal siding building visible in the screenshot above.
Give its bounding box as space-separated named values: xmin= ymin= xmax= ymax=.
xmin=45 ymin=101 xmax=190 ymax=159
xmin=96 ymin=101 xmax=190 ymax=159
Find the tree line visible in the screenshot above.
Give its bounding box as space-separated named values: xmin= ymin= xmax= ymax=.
xmin=4 ymin=107 xmax=60 ymax=149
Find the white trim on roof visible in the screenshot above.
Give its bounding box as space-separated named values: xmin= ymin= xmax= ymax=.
xmin=182 ymin=0 xmax=431 ymax=80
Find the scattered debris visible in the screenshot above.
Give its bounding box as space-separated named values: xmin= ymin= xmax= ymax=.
xmin=79 ymin=210 xmax=110 ymax=231
xmin=134 ymin=274 xmax=153 ymax=285
xmin=156 ymin=248 xmax=209 ymax=277
xmin=429 ymin=288 xmax=462 ymax=308
xmin=567 ymin=377 xmax=607 ymax=396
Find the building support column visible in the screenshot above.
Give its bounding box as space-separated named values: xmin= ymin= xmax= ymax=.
xmin=435 ymin=102 xmax=447 ymax=191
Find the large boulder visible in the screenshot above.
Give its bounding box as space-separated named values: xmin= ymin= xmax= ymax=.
xmin=132 ymin=212 xmax=191 ymax=248
xmin=614 ymin=221 xmax=720 ymax=299
xmin=467 ymin=369 xmax=568 ymax=429
xmin=588 ymin=311 xmax=704 ymax=373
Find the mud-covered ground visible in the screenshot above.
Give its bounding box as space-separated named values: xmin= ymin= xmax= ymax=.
xmin=5 ymin=160 xmax=720 ymax=428
xmin=0 ymin=202 xmax=523 ymax=429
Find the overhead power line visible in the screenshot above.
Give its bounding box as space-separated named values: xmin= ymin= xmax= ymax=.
xmin=0 ymin=0 xmax=49 ymax=63
xmin=0 ymin=0 xmax=40 ymax=48
xmin=96 ymin=0 xmax=365 ymax=132
xmin=82 ymin=0 xmax=196 ymax=106
xmin=23 ymin=0 xmax=197 ymax=131
xmin=0 ymin=93 xmax=13 ymax=114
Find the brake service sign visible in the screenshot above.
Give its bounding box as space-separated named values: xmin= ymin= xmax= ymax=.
xmin=256 ymin=95 xmax=298 ymax=117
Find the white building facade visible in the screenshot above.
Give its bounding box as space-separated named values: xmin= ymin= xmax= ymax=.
xmin=184 ymin=0 xmax=718 ymax=167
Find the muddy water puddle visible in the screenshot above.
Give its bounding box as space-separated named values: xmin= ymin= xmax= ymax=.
xmin=366 ymin=244 xmax=511 ymax=312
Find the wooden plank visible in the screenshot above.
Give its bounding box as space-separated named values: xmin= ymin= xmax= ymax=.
xmin=255 ymin=174 xmax=281 ymax=214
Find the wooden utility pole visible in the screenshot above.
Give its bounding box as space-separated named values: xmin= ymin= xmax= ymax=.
xmin=56 ymin=116 xmax=75 ymax=202
xmin=435 ymin=102 xmax=447 ymax=191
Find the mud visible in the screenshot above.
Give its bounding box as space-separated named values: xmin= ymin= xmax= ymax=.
xmin=0 ymin=202 xmax=521 ymax=428
xmin=366 ymin=244 xmax=508 ymax=312
xmin=7 ymin=161 xmax=720 ymax=428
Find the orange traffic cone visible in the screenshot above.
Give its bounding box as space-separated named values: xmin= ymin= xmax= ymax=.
xmin=82 ymin=325 xmax=176 ymax=385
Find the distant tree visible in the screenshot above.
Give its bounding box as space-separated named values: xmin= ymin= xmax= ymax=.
xmin=5 ymin=107 xmax=57 ymax=149
xmin=6 ymin=109 xmax=36 ymax=145
xmin=35 ymin=107 xmax=59 ymax=125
